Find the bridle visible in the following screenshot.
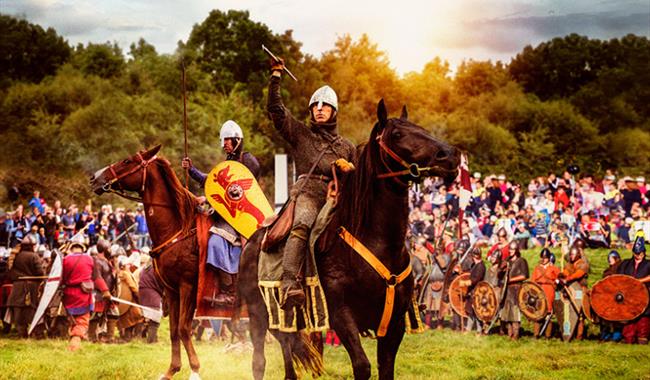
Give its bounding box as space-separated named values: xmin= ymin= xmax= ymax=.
xmin=375 ymin=129 xmax=443 ymax=186
xmin=101 ymin=152 xmax=158 ymax=202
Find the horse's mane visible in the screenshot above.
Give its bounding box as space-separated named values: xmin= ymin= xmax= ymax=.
xmin=335 ymin=123 xmax=382 ymax=235
xmin=152 ymin=158 xmax=198 ymax=234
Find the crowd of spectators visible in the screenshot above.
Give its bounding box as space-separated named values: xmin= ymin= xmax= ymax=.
xmin=0 ymin=190 xmax=150 ymax=257
xmin=409 ymin=170 xmax=650 ymax=250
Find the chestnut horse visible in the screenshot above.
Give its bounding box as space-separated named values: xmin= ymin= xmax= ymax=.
xmin=239 ymin=100 xmax=459 ymax=379
xmin=90 ymin=146 xmax=316 ymax=380
xmin=91 ymin=148 xmax=203 ymax=379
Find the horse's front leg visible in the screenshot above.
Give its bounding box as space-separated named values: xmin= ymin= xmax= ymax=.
xmin=178 ymin=282 xmax=201 ymax=379
xmin=376 ymin=315 xmax=406 ymax=380
xmin=330 ymin=305 xmax=371 ymax=380
xmin=161 ymin=293 xmax=182 ymax=380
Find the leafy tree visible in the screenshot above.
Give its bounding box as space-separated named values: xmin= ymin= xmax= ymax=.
xmin=185 ymin=10 xmax=304 ymax=102
xmin=509 ymin=34 xmax=604 ymax=99
xmin=607 ymin=128 xmax=650 ymax=173
xmin=401 ymin=57 xmax=453 ymax=117
xmin=454 ymin=60 xmax=509 ymax=98
xmin=72 ymin=42 xmax=125 ymax=78
xmin=0 ymin=14 xmax=71 ymax=87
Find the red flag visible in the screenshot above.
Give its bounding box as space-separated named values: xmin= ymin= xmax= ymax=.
xmin=457 ymin=153 xmax=471 ymax=239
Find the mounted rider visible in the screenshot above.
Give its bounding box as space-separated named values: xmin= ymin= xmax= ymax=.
xmin=182 ymin=120 xmax=260 ymax=306
xmin=267 ymin=57 xmax=356 ymax=309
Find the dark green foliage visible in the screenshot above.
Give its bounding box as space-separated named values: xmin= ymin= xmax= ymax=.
xmin=0 ymin=14 xmax=71 ymax=88
xmin=71 ymin=42 xmax=125 ymax=79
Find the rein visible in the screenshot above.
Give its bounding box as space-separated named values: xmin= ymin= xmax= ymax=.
xmin=338 ymin=226 xmax=412 ymax=337
xmin=102 ymin=152 xmax=158 ymax=202
xmin=375 ymin=130 xmax=443 ymax=185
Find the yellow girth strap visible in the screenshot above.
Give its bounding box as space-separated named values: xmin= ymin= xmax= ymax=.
xmin=338 ymin=226 xmax=412 ymax=337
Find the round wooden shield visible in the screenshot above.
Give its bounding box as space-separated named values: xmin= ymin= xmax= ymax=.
xmin=449 ymin=273 xmax=470 ymax=318
xmin=591 ymin=274 xmax=649 ymax=322
xmin=472 ymin=281 xmax=498 ymax=322
xmin=518 ymin=281 xmax=548 ymax=321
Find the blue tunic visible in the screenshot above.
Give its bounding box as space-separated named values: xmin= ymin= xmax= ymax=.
xmin=206 ymin=234 xmax=241 ymax=274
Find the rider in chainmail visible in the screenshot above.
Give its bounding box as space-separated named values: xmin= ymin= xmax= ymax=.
xmin=268 ymin=59 xmax=356 ymax=309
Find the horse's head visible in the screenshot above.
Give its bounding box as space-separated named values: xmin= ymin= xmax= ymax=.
xmin=371 ymin=100 xmax=459 ymax=186
xmin=90 ymin=145 xmax=162 ymax=196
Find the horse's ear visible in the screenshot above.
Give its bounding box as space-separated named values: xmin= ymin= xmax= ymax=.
xmin=146 ymin=144 xmax=162 ymax=158
xmin=377 ymin=99 xmax=388 ymax=125
xmin=400 ymin=105 xmax=408 ymax=120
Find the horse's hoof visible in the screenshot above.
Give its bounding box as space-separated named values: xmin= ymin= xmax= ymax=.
xmin=189 ymin=372 xmax=201 ymax=380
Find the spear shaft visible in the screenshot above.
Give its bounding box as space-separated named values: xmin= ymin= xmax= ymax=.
xmin=181 ymin=61 xmax=189 ymax=188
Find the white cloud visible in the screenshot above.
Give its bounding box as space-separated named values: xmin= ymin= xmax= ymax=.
xmin=3 ymin=0 xmax=648 ymax=74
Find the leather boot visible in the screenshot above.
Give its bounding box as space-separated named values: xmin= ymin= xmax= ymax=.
xmin=211 ymin=271 xmax=237 ymax=307
xmin=280 ymin=233 xmax=307 ymax=310
xmin=103 ymin=318 xmax=117 ymax=343
xmin=133 ymin=322 xmax=146 ymax=340
xmin=576 ymin=320 xmax=585 ymax=340
xmin=424 ymin=312 xmax=432 ymax=328
xmin=88 ymin=319 xmax=98 ymax=342
xmin=147 ymin=321 xmax=159 ymax=343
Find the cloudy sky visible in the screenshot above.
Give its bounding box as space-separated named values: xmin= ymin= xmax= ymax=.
xmin=4 ymin=0 xmax=649 ymax=74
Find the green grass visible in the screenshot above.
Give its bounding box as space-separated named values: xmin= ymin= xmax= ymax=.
xmin=1 ymin=247 xmax=648 ymax=380
xmin=1 ymin=328 xmax=649 ymax=380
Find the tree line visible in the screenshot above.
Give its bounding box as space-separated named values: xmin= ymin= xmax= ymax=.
xmin=0 ymin=11 xmax=648 ymax=206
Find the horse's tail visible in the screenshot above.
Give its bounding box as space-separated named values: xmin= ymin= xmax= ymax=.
xmin=291 ymin=331 xmax=324 ymax=377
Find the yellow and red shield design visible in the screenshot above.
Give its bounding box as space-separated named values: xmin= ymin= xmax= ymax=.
xmin=205 ymin=161 xmax=273 ymax=239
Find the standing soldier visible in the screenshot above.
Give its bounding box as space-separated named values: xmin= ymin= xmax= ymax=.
xmin=448 ymin=239 xmax=471 ymax=330
xmin=6 ymin=236 xmax=44 ymax=338
xmin=617 ymin=236 xmax=649 ymax=344
xmin=557 ymin=245 xmax=590 ymax=340
xmin=138 ymin=257 xmax=164 ymax=343
xmin=62 ymin=241 xmax=111 ymax=351
xmin=116 ymin=258 xmax=144 ymax=341
xmin=461 ymin=248 xmax=486 ymax=332
xmin=88 ymin=240 xmax=117 ymax=343
xmin=501 ymin=242 xmax=529 ymax=340
xmin=424 ymin=247 xmax=450 ymax=329
xmin=599 ymin=250 xmax=623 ymax=342
xmin=182 ymin=120 xmax=260 ymax=306
xmin=531 ymin=248 xmax=559 ymax=338
xmin=267 ymin=58 xmax=356 ymax=309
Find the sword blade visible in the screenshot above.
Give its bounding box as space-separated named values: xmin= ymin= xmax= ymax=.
xmin=262 ymin=44 xmax=298 ymax=81
xmin=110 ymin=296 xmax=162 ymax=319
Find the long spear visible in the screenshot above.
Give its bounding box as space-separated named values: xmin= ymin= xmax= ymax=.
xmin=181 ymin=61 xmax=189 ymax=188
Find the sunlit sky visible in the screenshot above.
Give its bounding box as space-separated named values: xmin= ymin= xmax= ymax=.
xmin=4 ymin=0 xmax=649 ymax=75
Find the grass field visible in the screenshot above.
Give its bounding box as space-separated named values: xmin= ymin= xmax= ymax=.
xmin=1 ymin=248 xmax=649 ymax=380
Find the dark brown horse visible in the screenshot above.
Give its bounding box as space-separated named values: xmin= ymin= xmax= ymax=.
xmin=240 ymin=100 xmax=459 ymax=379
xmin=91 ymin=147 xmax=203 ymax=380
